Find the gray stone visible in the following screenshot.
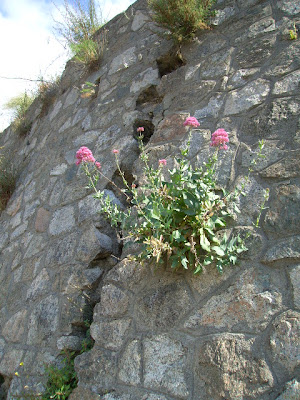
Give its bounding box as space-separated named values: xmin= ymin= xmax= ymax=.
xmin=185 ymin=268 xmax=283 ymax=333
xmin=277 ymin=0 xmax=300 ymax=15
xmin=269 ymin=310 xmax=300 ymax=374
xmin=63 ymin=88 xmax=79 ymax=109
xmin=49 ymin=205 xmax=75 ymax=235
xmin=143 ymin=335 xmax=189 ymax=398
xmin=228 ymin=68 xmax=259 ymax=90
xmin=73 ymin=130 xmax=99 ymax=147
xmin=263 ymin=236 xmax=300 ymax=263
xmin=136 ymin=281 xmax=192 ymax=330
xmin=211 ymin=7 xmax=236 ymax=25
xmin=49 ymin=100 xmax=62 ymax=121
xmin=27 ymin=295 xmax=59 ymax=345
xmin=273 ymin=70 xmax=300 ymax=95
xmin=118 ymin=340 xmax=141 ymax=385
xmin=235 ymin=36 xmax=276 ymax=68
xmin=196 ymin=334 xmax=273 ymax=399
xmin=90 ymin=319 xmax=131 ymax=350
xmin=130 ymin=67 xmax=159 ymax=93
xmin=289 ymin=265 xmax=300 ymax=308
xmin=75 ymin=226 xmax=113 ymax=262
xmin=275 ymin=379 xmax=300 ymax=400
xmin=264 ymin=184 xmax=300 ymax=236
xmin=224 ymin=79 xmax=270 ymax=115
xmin=194 ymin=94 xmax=224 ymax=120
xmin=94 ymin=284 xmax=129 ymax=318
xmin=0 ymin=349 xmax=24 ymax=376
xmin=82 ymin=268 xmax=104 ymax=289
xmin=201 ymin=48 xmax=234 ymax=79
xmin=109 ymin=47 xmax=137 ymax=75
xmin=50 ymin=163 xmax=68 ymax=176
xmin=26 ymin=268 xmax=50 ymax=301
xmin=131 ymin=11 xmax=149 ymax=31
xmin=57 ymin=335 xmax=83 ymax=351
xmin=2 ymin=310 xmax=27 ymax=342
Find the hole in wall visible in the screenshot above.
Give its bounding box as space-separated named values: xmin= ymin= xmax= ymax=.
xmin=133 ymin=119 xmax=155 ymax=144
xmin=136 ymin=85 xmax=163 ymax=111
xmin=0 ymin=374 xmax=12 ymax=400
xmin=156 ymin=48 xmax=187 ymax=77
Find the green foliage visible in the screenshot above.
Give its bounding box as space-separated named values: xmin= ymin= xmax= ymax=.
xmin=289 ymin=23 xmax=298 ymax=40
xmin=37 ymin=75 xmax=61 ymax=116
xmin=70 ymin=39 xmax=100 ymax=67
xmin=79 ymin=131 xmax=267 ymax=275
xmin=53 ymin=0 xmax=106 ymax=67
xmin=4 ymin=91 xmax=34 ymax=135
xmin=41 ymin=351 xmax=77 ymax=400
xmin=0 ymin=151 xmax=17 ymax=212
xmin=148 ymin=0 xmax=216 ymax=43
xmin=80 ymin=81 xmax=97 ymax=98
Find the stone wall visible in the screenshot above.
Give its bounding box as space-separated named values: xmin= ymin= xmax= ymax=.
xmin=0 ymin=0 xmax=299 ymax=399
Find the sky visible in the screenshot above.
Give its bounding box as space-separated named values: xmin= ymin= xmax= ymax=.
xmin=0 ymin=0 xmax=135 ymax=131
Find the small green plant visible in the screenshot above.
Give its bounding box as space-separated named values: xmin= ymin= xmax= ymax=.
xmin=289 ymin=22 xmax=298 ymax=40
xmin=148 ymin=0 xmax=216 ymax=44
xmin=37 ymin=75 xmax=61 ymax=116
xmin=76 ymin=118 xmax=268 ymax=274
xmin=4 ymin=91 xmax=34 ymax=135
xmin=41 ymin=351 xmax=77 ymax=400
xmin=53 ymin=0 xmax=105 ymax=68
xmin=80 ymin=81 xmax=97 ymax=98
xmin=0 ymin=150 xmax=17 ymax=212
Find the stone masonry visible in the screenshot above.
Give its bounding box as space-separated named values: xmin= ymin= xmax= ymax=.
xmin=0 ymin=0 xmax=299 ymax=399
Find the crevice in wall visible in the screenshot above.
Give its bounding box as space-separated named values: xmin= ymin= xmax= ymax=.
xmin=0 ymin=374 xmax=11 ymax=400
xmin=156 ymin=48 xmax=186 ymax=77
xmin=133 ymin=119 xmax=155 ymax=144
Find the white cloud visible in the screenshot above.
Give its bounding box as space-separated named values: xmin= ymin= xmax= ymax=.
xmin=0 ymin=0 xmax=135 ymax=131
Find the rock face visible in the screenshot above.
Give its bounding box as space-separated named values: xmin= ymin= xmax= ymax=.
xmin=0 ymin=0 xmax=299 ymax=399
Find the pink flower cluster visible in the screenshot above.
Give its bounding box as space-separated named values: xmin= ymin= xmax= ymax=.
xmin=159 ymin=159 xmax=167 ymax=166
xmin=76 ymin=146 xmax=101 ymax=168
xmin=183 ymin=116 xmax=200 ymax=127
xmin=210 ymin=129 xmax=229 ymax=150
xmin=76 ymin=146 xmax=95 ymax=165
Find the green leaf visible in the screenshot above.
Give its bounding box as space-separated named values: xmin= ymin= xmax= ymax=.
xmin=200 ymin=230 xmax=210 ymax=252
xmin=181 ymin=256 xmax=189 ymax=269
xmin=212 ymin=246 xmax=225 ymax=256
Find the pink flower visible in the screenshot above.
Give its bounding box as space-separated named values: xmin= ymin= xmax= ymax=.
xmin=112 ymin=149 xmax=119 ymax=154
xmin=95 ymin=162 xmax=101 ymax=169
xmin=75 ymin=146 xmax=95 ymax=165
xmin=158 ymin=159 xmax=167 ymax=166
xmin=131 ymin=183 xmax=136 ymax=188
xmin=183 ymin=117 xmax=200 ymax=127
xmin=137 ymin=127 xmax=144 ymax=132
xmin=210 ymin=129 xmax=229 ymax=150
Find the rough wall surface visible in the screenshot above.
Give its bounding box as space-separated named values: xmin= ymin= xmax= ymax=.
xmin=0 ymin=0 xmax=299 ymax=399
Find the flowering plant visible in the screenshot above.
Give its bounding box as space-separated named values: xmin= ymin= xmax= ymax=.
xmin=77 ymin=118 xmax=267 ymax=274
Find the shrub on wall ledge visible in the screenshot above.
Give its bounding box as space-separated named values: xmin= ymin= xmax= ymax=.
xmin=76 ymin=117 xmax=268 ymax=274
xmin=148 ymin=0 xmax=216 ymax=44
xmin=0 ymin=151 xmax=17 ymax=212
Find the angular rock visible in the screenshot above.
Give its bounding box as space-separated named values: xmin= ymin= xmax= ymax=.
xmin=27 ymin=295 xmax=59 ymax=345
xmin=184 ymin=268 xmax=283 ymax=333
xmin=275 ymin=379 xmax=300 ymax=400
xmin=196 ymin=334 xmax=273 ymax=399
xmin=75 ymin=226 xmax=113 ymax=263
xmin=264 ymin=184 xmax=300 ymax=236
xmin=2 ymin=310 xmax=27 ymax=343
xmin=49 ymin=205 xmax=75 ymax=236
xmin=289 ymin=265 xmax=300 ymax=308
xmin=131 ymin=10 xmax=148 ymax=31
xmin=118 ymin=340 xmax=141 ymax=385
xmin=136 ymin=281 xmax=192 ymax=330
xmin=26 ymin=268 xmax=50 ymax=301
xmin=263 ymin=236 xmax=300 ymax=263
xmin=94 ymin=284 xmax=129 ymax=318
xmin=90 ymin=319 xmax=131 ymax=350
xmin=273 ymin=70 xmax=300 ymax=95
xmin=143 ymin=335 xmax=189 ymax=398
xmin=150 ymin=113 xmax=189 ymax=144
xmin=109 ymin=47 xmax=137 ymax=75
xmin=224 ymin=79 xmax=270 ymax=115
xmin=57 ymin=335 xmax=83 ymax=351
xmin=69 ymin=387 xmax=101 ymax=400
xmin=0 ymin=349 xmax=24 ymax=375
xmin=130 ymin=68 xmax=159 ymax=93
xmin=269 ymin=310 xmax=300 ymax=374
